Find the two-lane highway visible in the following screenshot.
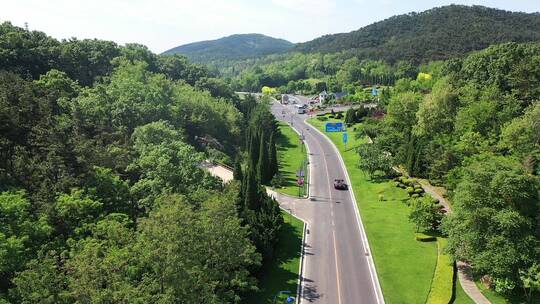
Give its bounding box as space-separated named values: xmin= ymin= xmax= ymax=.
xmin=271 ymin=97 xmax=384 ymax=304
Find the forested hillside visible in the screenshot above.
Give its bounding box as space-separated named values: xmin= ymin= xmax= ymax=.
xmin=295 ymin=5 xmax=540 ymax=63
xmin=163 ymin=33 xmax=294 ymax=62
xmin=0 ymin=22 xmax=283 ymax=303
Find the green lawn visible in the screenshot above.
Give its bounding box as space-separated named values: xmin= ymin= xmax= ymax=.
xmin=275 ymin=121 xmax=308 ymax=197
xmin=244 ymin=211 xmax=304 ymax=304
xmin=308 ymin=117 xmax=438 ymax=304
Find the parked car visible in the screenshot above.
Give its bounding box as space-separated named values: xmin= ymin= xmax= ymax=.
xmin=333 ymin=179 xmax=348 ymax=190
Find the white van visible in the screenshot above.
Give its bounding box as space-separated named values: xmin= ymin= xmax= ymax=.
xmin=295 ymin=104 xmax=307 ymax=114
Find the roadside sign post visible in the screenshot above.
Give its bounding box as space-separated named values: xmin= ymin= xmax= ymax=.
xmin=343 ymin=132 xmax=348 ymax=149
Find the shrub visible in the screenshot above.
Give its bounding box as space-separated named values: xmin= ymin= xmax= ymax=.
xmin=317 ymin=116 xmax=328 ymax=121
xmin=406 ymin=187 xmax=415 ymax=194
xmin=426 ymin=238 xmax=454 ymax=304
xmin=415 ymin=233 xmax=436 ymax=242
xmin=328 ymin=115 xmax=335 ymax=118
xmin=414 ymin=188 xmax=424 ymax=194
xmin=378 ymin=194 xmax=385 ymax=201
xmin=414 ymin=184 xmax=422 ymax=190
xmin=409 ymin=197 xmax=444 ymax=232
xmin=429 ymin=197 xmax=440 ymax=204
xmin=394 ymin=182 xmax=400 ymax=187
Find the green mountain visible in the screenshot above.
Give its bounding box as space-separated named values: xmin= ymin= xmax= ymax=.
xmin=163 ymin=34 xmax=294 ymax=62
xmin=295 ymin=5 xmax=540 ymax=63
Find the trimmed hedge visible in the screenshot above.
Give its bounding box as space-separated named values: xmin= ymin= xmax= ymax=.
xmin=415 ymin=233 xmax=436 ymax=242
xmin=426 ymin=238 xmax=454 ymax=304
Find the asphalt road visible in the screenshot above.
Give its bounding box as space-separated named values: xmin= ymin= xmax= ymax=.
xmin=272 ymin=96 xmax=384 ymax=304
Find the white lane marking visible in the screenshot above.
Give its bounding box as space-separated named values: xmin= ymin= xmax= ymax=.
xmin=306 ymin=117 xmax=386 ymax=304
xmin=332 ymin=229 xmax=342 ymax=304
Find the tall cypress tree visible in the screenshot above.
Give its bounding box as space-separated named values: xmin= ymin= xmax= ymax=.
xmin=248 ymin=129 xmax=260 ymax=170
xmin=233 ymin=157 xmax=243 ymax=181
xmin=257 ymin=129 xmax=269 ymax=183
xmin=243 ymin=163 xmax=260 ymax=212
xmin=268 ymin=131 xmax=278 ymax=180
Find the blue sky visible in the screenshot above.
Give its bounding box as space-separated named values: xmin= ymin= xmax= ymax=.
xmin=2 ymin=0 xmax=538 ymax=53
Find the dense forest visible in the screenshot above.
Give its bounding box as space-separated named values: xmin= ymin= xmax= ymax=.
xmin=0 ymin=21 xmax=283 ymax=303
xmin=355 ymin=42 xmax=540 ymax=300
xmin=163 ymin=34 xmax=294 ymax=62
xmin=295 ymin=5 xmax=540 ymax=63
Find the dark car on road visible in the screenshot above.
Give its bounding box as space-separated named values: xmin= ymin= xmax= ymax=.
xmin=333 ymin=179 xmax=348 ymax=190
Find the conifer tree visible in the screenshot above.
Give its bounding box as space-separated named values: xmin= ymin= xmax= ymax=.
xmin=257 ymin=129 xmax=269 ymax=184
xmin=233 ymin=157 xmax=243 ymax=181
xmin=268 ymin=131 xmax=278 ymax=179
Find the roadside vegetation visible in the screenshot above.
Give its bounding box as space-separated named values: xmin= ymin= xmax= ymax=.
xmin=244 ymin=211 xmax=303 ymax=303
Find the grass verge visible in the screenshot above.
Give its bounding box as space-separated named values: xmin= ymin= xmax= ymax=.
xmin=307 ymin=117 xmax=438 ymax=304
xmin=244 ymin=210 xmax=304 ymax=304
xmin=275 ymin=121 xmax=308 ymax=197
xmin=426 ymin=238 xmax=454 ymax=304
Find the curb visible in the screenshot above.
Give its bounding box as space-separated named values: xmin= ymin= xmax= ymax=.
xmin=305 ymin=118 xmax=386 ymax=304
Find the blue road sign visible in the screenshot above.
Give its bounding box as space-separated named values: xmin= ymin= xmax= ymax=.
xmin=286 ymin=297 xmax=295 ymax=303
xmin=343 ymin=132 xmax=348 ymax=143
xmin=372 ymin=87 xmax=378 ymax=96
xmin=296 ymin=170 xmax=304 ymax=177
xmin=325 ymin=122 xmax=343 ymax=132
